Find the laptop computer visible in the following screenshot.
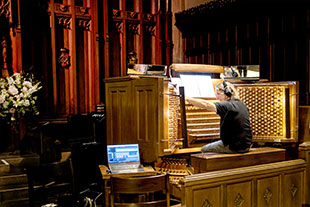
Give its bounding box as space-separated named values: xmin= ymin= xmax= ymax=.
xmin=107 ymin=144 xmax=145 ymax=174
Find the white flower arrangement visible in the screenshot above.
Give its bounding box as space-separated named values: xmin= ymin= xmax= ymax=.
xmin=0 ymin=73 xmax=42 ymax=125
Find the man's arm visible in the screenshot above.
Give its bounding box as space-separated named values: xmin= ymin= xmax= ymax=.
xmin=186 ymin=97 xmax=217 ymax=112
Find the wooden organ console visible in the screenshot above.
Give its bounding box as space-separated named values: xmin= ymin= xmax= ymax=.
xmin=104 ymin=64 xmax=308 ymax=206
xmin=104 ymin=64 xmax=225 ymax=162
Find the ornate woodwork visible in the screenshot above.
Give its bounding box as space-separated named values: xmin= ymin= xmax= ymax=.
xmin=0 ymin=0 xmax=10 ymax=18
xmin=45 ymin=0 xmax=99 ymax=115
xmin=0 ymin=0 xmax=21 ymax=78
xmin=1 ymin=37 xmax=9 ymax=77
xmin=105 ymin=76 xmax=169 ymax=163
xmin=235 ymin=82 xmax=299 ymax=142
xmin=298 ymin=142 xmax=310 ymax=205
xmin=0 ymin=0 xmax=172 ymax=117
xmin=58 ymin=48 xmax=71 ymax=69
xmin=263 ymin=188 xmax=272 ymax=203
xmin=181 ymin=159 xmax=306 ymax=207
xmin=175 ymin=0 xmax=310 ymax=105
xmin=104 ymin=0 xmax=172 ymax=78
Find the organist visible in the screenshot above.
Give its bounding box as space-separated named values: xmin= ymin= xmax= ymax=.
xmin=186 ymin=81 xmax=253 ymax=154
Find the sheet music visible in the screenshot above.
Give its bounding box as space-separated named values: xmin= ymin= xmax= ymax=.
xmin=175 ymin=75 xmax=215 ymax=98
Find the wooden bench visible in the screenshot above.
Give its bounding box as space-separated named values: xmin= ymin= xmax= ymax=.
xmin=191 ymin=147 xmax=286 ymax=173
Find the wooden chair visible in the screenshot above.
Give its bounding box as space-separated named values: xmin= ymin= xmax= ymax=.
xmin=110 ymin=173 xmax=170 ymax=207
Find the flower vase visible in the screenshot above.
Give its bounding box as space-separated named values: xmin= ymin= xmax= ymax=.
xmin=8 ymin=118 xmax=26 ymax=155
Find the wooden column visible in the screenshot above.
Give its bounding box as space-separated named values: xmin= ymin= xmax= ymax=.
xmin=155 ymin=3 xmax=162 ymax=64
xmin=151 ymin=0 xmax=158 ymax=64
xmin=10 ymin=0 xmax=23 ymax=74
xmin=49 ymin=0 xmax=58 ymax=113
xmin=47 ymin=0 xmax=97 ymax=115
xmin=165 ymin=0 xmax=172 ymax=67
xmin=120 ymin=0 xmax=126 ymax=76
xmin=133 ymin=0 xmax=142 ymax=65
xmin=92 ymin=0 xmax=101 ymax=105
xmin=0 ymin=0 xmax=11 ymax=78
xmin=103 ymin=0 xmax=110 ymax=78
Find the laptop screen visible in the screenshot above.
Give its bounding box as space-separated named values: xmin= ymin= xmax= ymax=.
xmin=107 ymin=144 xmax=140 ymax=164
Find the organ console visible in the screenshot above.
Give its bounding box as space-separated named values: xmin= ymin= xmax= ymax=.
xmin=104 ymin=63 xmax=302 ymax=204
xmin=105 ymin=64 xmax=298 ymax=155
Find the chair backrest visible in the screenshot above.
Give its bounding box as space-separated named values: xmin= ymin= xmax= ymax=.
xmin=110 ymin=173 xmax=170 ymax=207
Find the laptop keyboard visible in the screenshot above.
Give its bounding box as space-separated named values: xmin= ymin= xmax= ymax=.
xmin=111 ymin=164 xmax=141 ymax=170
xmin=113 ymin=168 xmax=144 ymax=173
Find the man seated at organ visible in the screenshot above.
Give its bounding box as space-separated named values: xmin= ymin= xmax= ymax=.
xmin=186 ymin=81 xmax=253 ymax=153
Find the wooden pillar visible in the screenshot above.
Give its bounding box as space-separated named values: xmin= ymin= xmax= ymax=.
xmin=151 ymin=0 xmax=158 ymax=64
xmin=49 ymin=0 xmax=58 ymax=112
xmin=120 ymin=0 xmax=126 ymax=76
xmin=165 ymin=0 xmax=172 ymax=67
xmin=10 ymin=0 xmax=23 ymax=74
xmin=156 ymin=2 xmax=162 ymax=64
xmin=134 ymin=0 xmax=142 ymax=65
xmin=92 ymin=0 xmax=101 ymax=105
xmin=0 ymin=0 xmax=10 ymax=78
xmin=103 ymin=0 xmax=110 ymax=78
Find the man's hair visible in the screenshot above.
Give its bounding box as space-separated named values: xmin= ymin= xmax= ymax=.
xmin=215 ymin=81 xmax=240 ymax=100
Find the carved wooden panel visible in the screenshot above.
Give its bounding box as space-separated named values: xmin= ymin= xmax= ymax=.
xmin=132 ymin=78 xmax=161 ymax=162
xmin=298 ymin=147 xmax=310 ymax=205
xmin=299 ymin=106 xmax=310 ymax=143
xmin=192 ymin=185 xmax=221 ymax=207
xmin=257 ymin=176 xmax=280 ymax=207
xmin=235 ymin=82 xmax=299 ymax=143
xmin=282 ymin=172 xmax=304 ymax=207
xmin=105 ymin=80 xmax=133 ymax=144
xmin=181 ymin=159 xmax=306 ymax=207
xmin=227 ymin=181 xmax=252 ymax=207
xmin=105 ymin=77 xmax=167 ymax=163
xmin=46 ymin=0 xmax=99 ymax=115
xmin=0 ymin=0 xmax=10 ymax=19
xmin=105 ymin=0 xmax=172 ymax=78
xmin=132 ymin=79 xmax=159 ymax=142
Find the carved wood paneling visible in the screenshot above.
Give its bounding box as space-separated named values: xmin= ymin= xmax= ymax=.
xmin=77 ymin=18 xmax=91 ymax=30
xmin=283 ymin=172 xmax=303 ymax=206
xmin=175 ymin=1 xmax=310 ymax=105
xmin=227 ymin=182 xmax=251 ymax=207
xmin=257 ymin=176 xmax=279 ymax=207
xmin=1 ymin=37 xmax=9 ymax=77
xmin=56 ymin=16 xmax=71 ymax=29
xmin=181 ymin=159 xmax=306 ymax=207
xmin=127 ymin=22 xmax=140 ymax=35
xmin=106 ymin=0 xmax=172 ymax=78
xmin=192 ymin=186 xmax=220 ymax=207
xmin=105 ymin=80 xmax=133 ymax=145
xmin=46 ymin=0 xmax=99 ymax=115
xmin=105 ymin=76 xmax=168 ymax=163
xmin=0 ymin=0 xmax=10 ymax=18
xmin=2 ymin=0 xmax=171 ymax=116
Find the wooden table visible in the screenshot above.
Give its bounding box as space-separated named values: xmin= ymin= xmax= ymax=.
xmin=99 ymin=165 xmax=157 ymax=206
